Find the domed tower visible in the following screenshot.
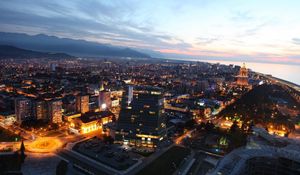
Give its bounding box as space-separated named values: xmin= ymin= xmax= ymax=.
xmin=236 ymin=63 xmax=249 ymax=86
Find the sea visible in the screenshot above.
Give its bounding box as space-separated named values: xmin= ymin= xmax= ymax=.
xmin=169 ymin=58 xmax=300 ymax=86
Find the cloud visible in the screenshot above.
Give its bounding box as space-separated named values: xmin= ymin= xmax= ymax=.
xmin=195 ymin=36 xmax=220 ymax=45
xmin=0 ymin=0 xmax=192 ymax=51
xmin=231 ymin=11 xmax=254 ymax=22
xmin=292 ymin=38 xmax=300 ymax=45
xmin=238 ymin=20 xmax=273 ymax=37
xmin=0 ymin=0 xmax=300 ymax=65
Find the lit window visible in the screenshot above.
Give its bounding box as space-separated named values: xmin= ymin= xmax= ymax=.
xmin=149 ymin=111 xmax=156 ymax=115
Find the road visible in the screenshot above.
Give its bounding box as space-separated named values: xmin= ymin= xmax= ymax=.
xmin=261 ymin=73 xmax=300 ymax=92
xmin=0 ymin=120 xmax=34 ymax=140
xmin=175 ymin=129 xmax=196 ymax=145
xmin=173 ymin=126 xmax=224 ymax=175
xmin=1 ymin=120 xmax=111 ymax=174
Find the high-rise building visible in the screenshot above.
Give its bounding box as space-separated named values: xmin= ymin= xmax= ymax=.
xmin=115 ymin=86 xmax=166 ymax=148
xmin=15 ymin=97 xmax=33 ymax=123
xmin=89 ymin=95 xmax=99 ymax=111
xmin=98 ymin=91 xmax=111 ymax=110
xmin=198 ymin=80 xmax=209 ymax=92
xmin=236 ymin=63 xmax=249 ymax=86
xmin=128 ymin=85 xmax=133 ymax=104
xmin=76 ymin=95 xmax=89 ymax=114
xmin=48 ymin=100 xmax=62 ymax=123
xmin=34 ymin=100 xmax=48 ymax=121
xmin=50 ymin=63 xmax=57 ymax=72
xmin=62 ymin=96 xmax=76 ymax=115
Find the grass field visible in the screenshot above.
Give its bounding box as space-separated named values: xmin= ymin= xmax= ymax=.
xmin=137 ymin=146 xmax=191 ymax=175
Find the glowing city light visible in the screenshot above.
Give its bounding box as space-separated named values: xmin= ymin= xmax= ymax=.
xmin=101 ymin=103 xmax=107 ymax=110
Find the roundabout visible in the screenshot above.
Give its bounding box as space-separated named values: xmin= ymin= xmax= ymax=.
xmin=27 ymin=137 xmax=63 ymax=153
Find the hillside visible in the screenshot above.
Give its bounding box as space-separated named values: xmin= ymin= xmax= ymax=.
xmin=219 ymin=84 xmax=300 ymax=126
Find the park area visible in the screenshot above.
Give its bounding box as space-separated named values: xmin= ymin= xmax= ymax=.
xmin=137 ymin=146 xmax=191 ymax=175
xmin=0 ymin=126 xmax=20 ymax=142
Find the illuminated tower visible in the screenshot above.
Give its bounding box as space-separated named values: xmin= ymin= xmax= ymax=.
xmin=236 ymin=63 xmax=249 ymax=86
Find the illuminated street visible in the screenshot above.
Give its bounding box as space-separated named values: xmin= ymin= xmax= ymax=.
xmin=175 ymin=129 xmax=195 ymax=145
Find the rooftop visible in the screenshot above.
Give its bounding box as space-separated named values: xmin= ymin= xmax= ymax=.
xmin=80 ymin=111 xmax=114 ymax=123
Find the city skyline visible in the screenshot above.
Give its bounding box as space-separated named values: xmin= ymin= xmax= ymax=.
xmin=1 ymin=0 xmax=300 ymax=65
xmin=0 ymin=1 xmax=300 ymax=174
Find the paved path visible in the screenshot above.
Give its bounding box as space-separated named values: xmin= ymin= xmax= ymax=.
xmin=21 ymin=153 xmax=61 ymax=175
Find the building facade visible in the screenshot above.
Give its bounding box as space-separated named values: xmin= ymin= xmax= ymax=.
xmin=98 ymin=91 xmax=111 ymax=110
xmin=115 ymin=86 xmax=166 ymax=148
xmin=48 ymin=100 xmax=63 ymax=123
xmin=15 ymin=97 xmax=33 ymax=123
xmin=236 ymin=63 xmax=249 ymax=86
xmin=69 ymin=111 xmax=113 ymax=134
xmin=76 ymin=95 xmax=89 ymax=114
xmin=34 ymin=100 xmax=48 ymax=121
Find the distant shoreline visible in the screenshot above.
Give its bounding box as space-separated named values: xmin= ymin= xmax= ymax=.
xmin=163 ymin=57 xmax=300 ymax=87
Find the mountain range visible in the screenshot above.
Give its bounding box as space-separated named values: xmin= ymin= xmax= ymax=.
xmin=0 ymin=32 xmax=150 ymax=58
xmin=0 ymin=45 xmax=75 ymax=59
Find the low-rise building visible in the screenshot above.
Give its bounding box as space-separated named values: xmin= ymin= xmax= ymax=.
xmin=69 ymin=111 xmax=113 ymax=134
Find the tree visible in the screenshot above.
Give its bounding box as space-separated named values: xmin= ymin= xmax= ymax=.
xmin=51 ymin=123 xmax=59 ymax=130
xmin=197 ymin=122 xmax=206 ymax=131
xmin=241 ymin=122 xmax=247 ymax=132
xmin=229 ymin=121 xmax=239 ymax=133
xmin=228 ymin=121 xmax=247 ymax=150
xmin=20 ymin=140 xmax=26 ymax=164
xmin=103 ymin=135 xmax=114 ymax=145
xmin=247 ymin=121 xmax=254 ymax=133
xmin=185 ymin=119 xmax=196 ymax=129
xmin=205 ymin=122 xmax=215 ymax=132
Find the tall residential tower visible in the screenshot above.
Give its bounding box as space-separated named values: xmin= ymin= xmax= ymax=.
xmin=115 ymin=86 xmax=166 ymax=148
